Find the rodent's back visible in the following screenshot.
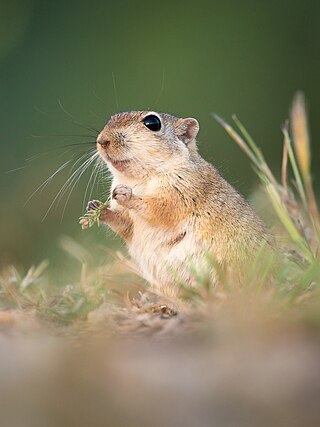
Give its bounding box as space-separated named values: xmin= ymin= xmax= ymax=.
xmin=194 ymin=157 xmax=271 ymax=264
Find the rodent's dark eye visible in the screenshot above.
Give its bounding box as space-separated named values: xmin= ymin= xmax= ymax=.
xmin=142 ymin=114 xmax=161 ymax=131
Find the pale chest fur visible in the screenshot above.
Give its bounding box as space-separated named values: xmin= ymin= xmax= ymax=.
xmin=110 ymin=174 xmax=210 ymax=287
xmin=127 ymin=218 xmax=211 ymax=289
xmin=110 ymin=173 xmax=158 ymax=200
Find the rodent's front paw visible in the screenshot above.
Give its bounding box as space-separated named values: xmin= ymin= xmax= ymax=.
xmin=86 ymin=200 xmax=102 ymax=212
xmin=81 ymin=199 xmax=111 ymax=227
xmin=112 ymin=185 xmax=132 ymax=205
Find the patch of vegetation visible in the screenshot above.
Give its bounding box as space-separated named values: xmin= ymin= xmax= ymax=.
xmin=1 ymin=93 xmax=320 ymax=335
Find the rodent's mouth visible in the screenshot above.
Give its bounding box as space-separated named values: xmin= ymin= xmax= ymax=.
xmin=97 ymin=146 xmax=131 ymax=172
xmin=103 ymin=154 xmax=130 ymax=172
xmin=110 ymin=159 xmax=130 ymax=171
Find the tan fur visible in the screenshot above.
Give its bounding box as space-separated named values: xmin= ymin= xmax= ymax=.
xmin=94 ymin=111 xmax=272 ymax=294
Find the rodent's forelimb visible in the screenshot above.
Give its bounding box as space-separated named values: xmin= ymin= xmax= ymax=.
xmin=86 ymin=199 xmax=133 ymax=240
xmin=112 ymin=184 xmax=184 ymax=227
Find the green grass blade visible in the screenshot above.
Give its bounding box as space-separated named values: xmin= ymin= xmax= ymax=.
xmin=264 ymin=181 xmax=313 ymax=261
xmin=213 ymin=114 xmax=260 ymax=168
xmin=282 ymin=125 xmax=308 ymax=209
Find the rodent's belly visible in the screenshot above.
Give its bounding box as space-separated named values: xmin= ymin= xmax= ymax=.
xmin=127 ymin=222 xmax=211 ymax=287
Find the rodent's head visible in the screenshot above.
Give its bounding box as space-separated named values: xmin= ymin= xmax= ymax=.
xmin=96 ymin=111 xmax=199 ymax=176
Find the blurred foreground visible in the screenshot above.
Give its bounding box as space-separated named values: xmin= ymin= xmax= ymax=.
xmin=1 ymin=307 xmax=320 ymax=427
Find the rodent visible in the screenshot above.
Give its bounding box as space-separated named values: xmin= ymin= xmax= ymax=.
xmin=88 ymin=111 xmax=273 ymax=295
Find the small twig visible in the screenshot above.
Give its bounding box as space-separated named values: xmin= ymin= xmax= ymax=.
xmin=281 ymin=138 xmax=288 ymax=195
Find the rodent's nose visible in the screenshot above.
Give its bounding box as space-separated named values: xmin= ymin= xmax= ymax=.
xmin=97 ymin=136 xmax=110 ymax=148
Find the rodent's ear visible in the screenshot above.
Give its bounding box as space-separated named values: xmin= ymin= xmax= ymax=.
xmin=176 ymin=118 xmax=199 ymax=145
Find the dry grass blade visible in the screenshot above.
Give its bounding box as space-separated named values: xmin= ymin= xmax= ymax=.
xmin=291 ymin=92 xmax=311 ymax=181
xmin=282 ymin=122 xmax=308 ymax=209
xmin=263 ymin=181 xmax=313 ymax=261
xmin=232 ymin=114 xmax=263 ymax=161
xmin=213 ymin=114 xmax=258 ymax=167
xmin=281 ymin=139 xmax=288 ymax=195
xmin=214 ymin=99 xmax=317 ymax=262
xmin=213 ymin=113 xmax=277 ymax=187
xmin=232 ymin=115 xmax=277 ymax=186
xmin=291 ymin=92 xmax=320 ymax=229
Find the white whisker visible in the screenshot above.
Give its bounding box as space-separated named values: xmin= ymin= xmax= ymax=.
xmin=90 ymin=158 xmax=105 ymax=200
xmin=83 ymin=157 xmax=102 ymax=209
xmin=96 ymin=160 xmax=112 ymax=200
xmin=24 ymin=159 xmax=72 ymax=207
xmin=60 ymin=151 xmax=99 ymax=220
xmin=55 ymin=151 xmax=94 ymax=207
xmin=42 ymin=150 xmax=97 ymax=221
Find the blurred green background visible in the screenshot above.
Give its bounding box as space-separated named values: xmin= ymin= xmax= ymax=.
xmin=1 ymin=0 xmax=320 ymax=271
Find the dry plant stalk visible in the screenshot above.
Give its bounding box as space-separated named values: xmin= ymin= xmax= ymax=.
xmin=214 ymin=92 xmax=319 ymax=262
xmin=291 ymin=92 xmax=320 ymax=232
